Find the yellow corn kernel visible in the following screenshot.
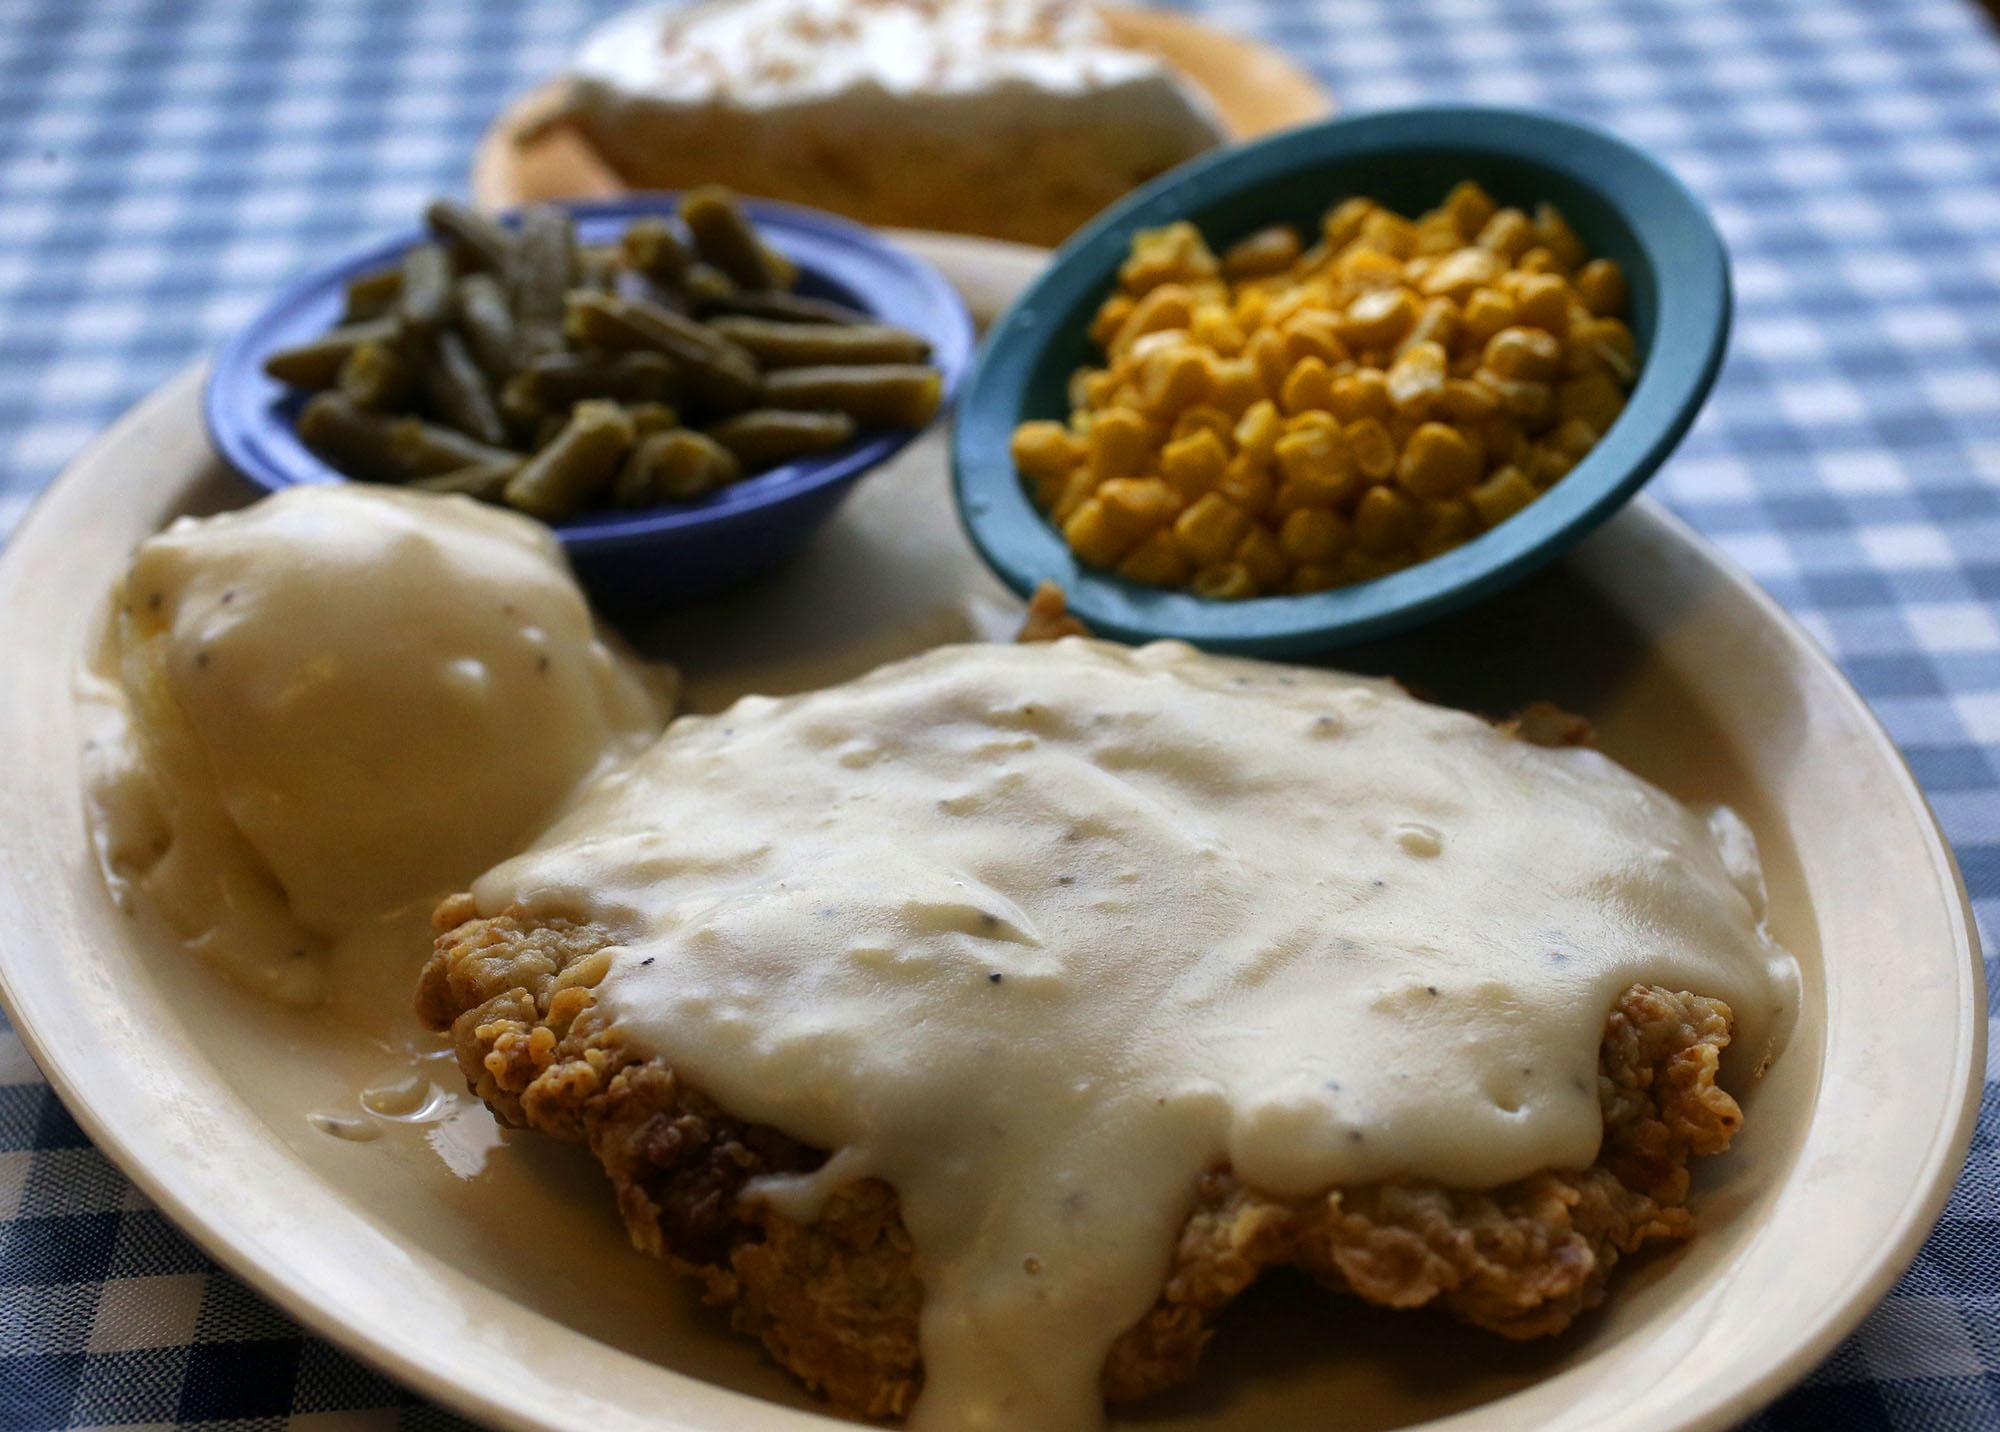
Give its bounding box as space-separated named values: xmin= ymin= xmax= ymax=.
xmin=1322 ymin=196 xmax=1378 ymax=249
xmin=1354 ymin=485 xmax=1419 ymax=553
xmin=1190 ymin=561 xmax=1258 ymax=600
xmin=1159 ymin=426 xmax=1230 ymax=500
xmin=1119 ymin=221 xmax=1218 ymax=295
xmin=1402 ymin=296 xmax=1460 ymax=355
xmin=1110 ymin=284 xmax=1195 ymax=358
xmin=1072 ymin=367 xmax=1117 ymax=409
xmin=1336 ymin=246 xmax=1408 ymax=293
xmin=1470 ymin=466 xmax=1537 ymax=526
xmin=1173 ymin=491 xmax=1253 ymax=565
xmin=1460 ymin=286 xmax=1517 ymax=347
xmin=1476 ymin=368 xmax=1556 ymax=427
xmin=1483 ymin=326 xmax=1564 ymax=383
xmin=1089 ymin=295 xmax=1135 ymax=349
xmin=1571 ymin=316 xmax=1637 ymax=383
xmin=1216 ymin=453 xmax=1275 ymax=515
xmin=1415 ymin=498 xmax=1478 ymax=558
xmin=1062 ymin=497 xmax=1138 ymax=566
xmin=1190 ymin=304 xmax=1248 ymax=356
xmin=1284 ymin=408 xmax=1339 ymax=436
xmin=1221 ymin=224 xmax=1304 ymax=281
xmin=1441 ymin=180 xmax=1499 ymax=238
xmin=1386 ymin=340 xmax=1448 ymax=417
xmin=1233 ymin=400 xmax=1283 ymax=466
xmin=1085 ymin=406 xmax=1154 ymax=480
xmin=1477 ymin=414 xmax=1530 ymax=468
xmin=1330 ymin=367 xmax=1395 ymax=423
xmin=1345 ymin=416 xmax=1397 ymax=481
xmin=1280 ymin=308 xmax=1350 ymax=366
xmin=1236 ymin=525 xmax=1288 ymax=589
xmin=1533 ymin=203 xmax=1589 ymax=271
xmin=1170 ymin=403 xmax=1235 ymax=443
xmin=1339 ymin=287 xmax=1419 ymax=349
xmin=1135 ymin=345 xmax=1212 ymax=416
xmin=1411 ymin=212 xmax=1465 ymax=256
xmin=1290 ymin=561 xmax=1343 ymax=594
xmin=1419 ymin=246 xmax=1504 ymax=302
xmin=1356 ymin=209 xmax=1417 ymax=259
xmin=1280 ymin=355 xmax=1334 ymax=415
xmin=1205 ymin=357 xmax=1265 ymax=416
xmin=1548 ymin=416 xmax=1600 ymax=459
xmin=1097 ymin=476 xmax=1183 ymax=531
xmin=1513 ymin=273 xmax=1572 ymax=337
xmin=1118 ymin=529 xmax=1193 ymax=587
xmin=1011 ymin=420 xmax=1080 ymax=483
xmin=1515 ymin=245 xmax=1563 ymax=275
xmin=1527 ymin=444 xmax=1577 ymax=488
xmin=1279 ymin=505 xmax=1349 ymax=563
xmin=1397 ymin=421 xmax=1483 ymax=499
xmin=1243 ymin=325 xmax=1289 ymax=394
xmin=1232 ymin=285 xmax=1272 ymax=331
xmin=1575 ymin=258 xmax=1628 ymax=317
xmin=1476 ymin=207 xmax=1533 ymax=260
xmin=1441 ymin=377 xmax=1500 ymax=422
xmin=1274 ymin=423 xmax=1354 ymax=487
xmin=1048 ymin=467 xmax=1098 ymax=525
xmin=1558 ymin=371 xmax=1626 ymax=432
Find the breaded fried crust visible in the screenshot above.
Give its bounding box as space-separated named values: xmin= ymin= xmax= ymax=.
xmin=418 ymin=894 xmax=1742 ymax=1420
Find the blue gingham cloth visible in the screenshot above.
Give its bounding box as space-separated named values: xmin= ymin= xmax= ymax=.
xmin=2 ymin=0 xmax=1997 ymax=1426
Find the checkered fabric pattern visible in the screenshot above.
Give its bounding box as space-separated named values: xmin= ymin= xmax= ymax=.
xmin=1 ymin=0 xmax=1996 ymax=1425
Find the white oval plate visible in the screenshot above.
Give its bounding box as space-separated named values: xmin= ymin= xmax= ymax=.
xmin=0 ymin=236 xmax=1983 ymax=1432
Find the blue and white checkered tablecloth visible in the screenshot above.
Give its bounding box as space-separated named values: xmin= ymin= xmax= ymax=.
xmin=2 ymin=0 xmax=1997 ymax=1426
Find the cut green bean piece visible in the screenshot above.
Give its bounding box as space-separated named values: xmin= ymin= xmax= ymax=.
xmin=412 ymin=457 xmax=520 ymax=501
xmin=577 ymin=245 xmax=621 ymax=293
xmin=453 ymin=273 xmax=517 ymax=379
xmin=682 ymin=186 xmax=794 ymax=290
xmin=760 ymin=364 xmax=942 ymax=428
xmin=615 ymin=429 xmax=743 ymax=506
xmin=707 ymin=316 xmax=930 ymax=368
xmin=336 ymin=340 xmax=416 ymax=410
xmin=342 ymin=267 xmax=403 ymax=322
xmin=424 ymin=331 xmax=509 ymax=446
xmin=508 ymin=204 xmax=575 ymax=361
xmin=620 ymin=216 xmax=692 ymax=287
xmin=397 ymin=242 xmax=455 ymax=333
xmin=504 ymin=399 xmax=636 ymax=520
xmin=627 ymin=400 xmax=680 ymax=436
xmin=297 ymin=392 xmax=409 ymax=480
xmin=704 ymin=408 xmax=856 ymax=467
xmin=565 ymin=292 xmax=759 ymax=413
xmin=680 ymin=262 xmax=737 ymax=308
xmin=389 ymin=417 xmax=518 ymax=477
xmin=695 ymin=287 xmax=867 ymax=326
xmin=425 ymin=198 xmax=515 ymax=272
xmin=519 ymin=350 xmax=677 ymax=408
xmin=264 ymin=317 xmax=400 ymax=390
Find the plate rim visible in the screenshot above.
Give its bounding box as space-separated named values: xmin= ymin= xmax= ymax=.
xmin=0 ymin=270 xmax=1984 ymax=1432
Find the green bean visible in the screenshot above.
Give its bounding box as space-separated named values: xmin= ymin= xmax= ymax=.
xmin=412 ymin=457 xmax=520 ymax=501
xmin=342 ymin=267 xmax=403 ymax=322
xmin=614 ymin=429 xmax=743 ymax=505
xmin=453 ymin=273 xmax=517 ymax=379
xmin=508 ymin=204 xmax=575 ymax=360
xmin=336 ymin=340 xmax=416 ymax=410
xmin=704 ymin=409 xmax=856 ymax=467
xmin=516 ymin=350 xmax=677 ymax=408
xmin=627 ymin=400 xmax=680 ymax=436
xmin=389 ymin=418 xmax=518 ymax=477
xmin=620 ymin=216 xmax=692 ymax=288
xmin=707 ymin=316 xmax=930 ymax=368
xmin=297 ymin=392 xmax=407 ymax=480
xmin=425 ymin=198 xmax=515 ymax=273
xmin=503 ymin=399 xmax=635 ymax=520
xmin=424 ymin=331 xmax=509 ymax=446
xmin=577 ymin=245 xmax=623 ymax=294
xmin=565 ymin=292 xmax=759 ymax=413
xmin=264 ymin=317 xmax=399 ymax=390
xmin=682 ymin=186 xmax=795 ymax=290
xmin=760 ymin=364 xmax=942 ymax=428
xmin=397 ymin=242 xmax=455 ymax=333
xmin=680 ymin=262 xmax=738 ymax=308
xmin=694 ymin=287 xmax=868 ymax=326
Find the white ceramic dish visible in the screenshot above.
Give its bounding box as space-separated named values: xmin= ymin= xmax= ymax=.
xmin=0 ymin=235 xmax=1983 ymax=1432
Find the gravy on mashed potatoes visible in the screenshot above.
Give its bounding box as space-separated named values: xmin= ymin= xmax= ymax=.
xmin=80 ymin=485 xmax=667 ymax=1004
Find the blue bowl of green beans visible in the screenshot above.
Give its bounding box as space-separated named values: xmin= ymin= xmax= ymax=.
xmin=951 ymin=104 xmax=1731 ymax=655
xmin=208 ymin=196 xmax=974 ymax=603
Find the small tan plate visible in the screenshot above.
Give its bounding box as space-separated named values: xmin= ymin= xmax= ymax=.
xmin=469 ymin=6 xmax=1333 ymax=211
xmin=0 ymin=237 xmax=1983 ymax=1432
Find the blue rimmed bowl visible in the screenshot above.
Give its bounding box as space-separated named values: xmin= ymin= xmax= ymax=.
xmin=951 ymin=105 xmax=1731 ymax=655
xmin=207 ymin=195 xmax=974 ymax=603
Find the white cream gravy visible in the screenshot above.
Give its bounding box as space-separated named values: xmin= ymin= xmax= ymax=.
xmin=476 ymin=637 xmax=1796 ymax=1431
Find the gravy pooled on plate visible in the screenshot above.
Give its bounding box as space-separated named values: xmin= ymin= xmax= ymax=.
xmin=471 ymin=637 xmax=1797 ymax=1431
xmin=82 ymin=485 xmax=667 ymax=1003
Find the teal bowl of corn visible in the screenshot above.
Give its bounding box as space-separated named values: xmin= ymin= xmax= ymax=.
xmin=950 ymin=104 xmax=1731 ymax=656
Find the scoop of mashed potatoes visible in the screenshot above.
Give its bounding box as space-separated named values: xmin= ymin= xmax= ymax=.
xmin=81 ymin=485 xmax=669 ymax=1004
